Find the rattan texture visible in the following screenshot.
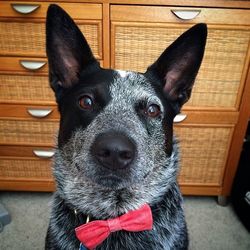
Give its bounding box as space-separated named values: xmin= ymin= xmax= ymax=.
xmin=0 ymin=22 xmax=100 ymax=57
xmin=0 ymin=120 xmax=58 ymax=144
xmin=175 ymin=126 xmax=232 ymax=185
xmin=114 ymin=25 xmax=250 ymax=108
xmin=0 ymin=158 xmax=53 ymax=179
xmin=0 ymin=75 xmax=54 ymax=102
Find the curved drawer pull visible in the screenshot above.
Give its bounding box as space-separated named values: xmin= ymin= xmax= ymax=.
xmin=174 ymin=113 xmax=187 ymax=123
xmin=20 ymin=60 xmax=47 ymax=71
xmin=171 ymin=10 xmax=201 ymax=20
xmin=11 ymin=4 xmax=40 ymax=14
xmin=33 ymin=149 xmax=55 ymax=159
xmin=27 ymin=108 xmax=53 ymax=118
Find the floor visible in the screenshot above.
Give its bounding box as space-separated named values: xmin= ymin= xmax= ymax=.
xmin=0 ymin=192 xmax=249 ymax=250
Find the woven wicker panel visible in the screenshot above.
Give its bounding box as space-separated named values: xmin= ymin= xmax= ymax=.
xmin=113 ymin=25 xmax=250 ymax=108
xmin=0 ymin=158 xmax=53 ymax=179
xmin=0 ymin=22 xmax=100 ymax=57
xmin=0 ymin=74 xmax=54 ymax=102
xmin=175 ymin=126 xmax=232 ymax=185
xmin=0 ymin=120 xmax=58 ymax=144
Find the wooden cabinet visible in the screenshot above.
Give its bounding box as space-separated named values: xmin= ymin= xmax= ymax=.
xmin=0 ymin=2 xmax=103 ymax=58
xmin=0 ymin=0 xmax=249 ymax=198
xmin=110 ymin=4 xmax=250 ymax=196
xmin=0 ymin=1 xmax=102 ymax=190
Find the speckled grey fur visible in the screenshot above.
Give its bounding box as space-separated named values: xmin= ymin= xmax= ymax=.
xmin=54 ymin=73 xmax=178 ymax=214
xmin=46 ymin=72 xmax=188 ymax=250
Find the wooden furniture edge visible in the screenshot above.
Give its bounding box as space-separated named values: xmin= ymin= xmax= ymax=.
xmin=221 ymin=64 xmax=250 ymax=196
xmin=2 ymin=0 xmax=249 ymax=9
xmin=0 ymin=178 xmax=55 ymax=192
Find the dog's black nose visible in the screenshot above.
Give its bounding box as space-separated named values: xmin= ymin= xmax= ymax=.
xmin=91 ymin=133 xmax=136 ymax=170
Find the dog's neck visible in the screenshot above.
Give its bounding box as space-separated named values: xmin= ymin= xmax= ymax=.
xmin=73 ymin=208 xmax=95 ymax=226
xmin=74 ymin=209 xmax=91 ymax=225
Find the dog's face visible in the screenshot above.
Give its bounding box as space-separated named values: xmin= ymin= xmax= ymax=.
xmin=46 ymin=5 xmax=206 ymax=216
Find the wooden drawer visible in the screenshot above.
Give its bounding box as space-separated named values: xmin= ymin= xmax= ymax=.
xmin=0 ymin=145 xmax=54 ymax=183
xmin=111 ymin=6 xmax=250 ymax=110
xmin=0 ymin=57 xmax=48 ymax=73
xmin=0 ymin=157 xmax=53 ymax=180
xmin=111 ymin=5 xmax=250 ymax=25
xmin=0 ymin=20 xmax=102 ymax=59
xmin=175 ymin=125 xmax=234 ymax=186
xmin=0 ymin=56 xmax=53 ymax=104
xmin=0 ymin=145 xmax=55 ymax=158
xmin=0 ymin=2 xmax=102 ymax=58
xmin=0 ymin=57 xmax=102 ymax=104
xmin=0 ymin=119 xmax=58 ymax=145
xmin=0 ymin=72 xmax=54 ymax=104
xmin=0 ymin=56 xmax=103 ymax=73
xmin=0 ymin=104 xmax=59 ymax=120
xmin=0 ymin=2 xmax=102 ymax=20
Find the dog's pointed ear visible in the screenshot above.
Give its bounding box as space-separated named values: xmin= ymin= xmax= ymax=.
xmin=146 ymin=23 xmax=207 ymax=112
xmin=46 ymin=4 xmax=97 ymax=91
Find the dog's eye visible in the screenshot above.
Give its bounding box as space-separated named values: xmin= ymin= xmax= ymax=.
xmin=145 ymin=104 xmax=161 ymax=118
xmin=79 ymin=95 xmax=93 ymax=110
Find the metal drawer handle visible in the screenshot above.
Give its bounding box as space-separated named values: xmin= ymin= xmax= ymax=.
xmin=11 ymin=4 xmax=40 ymax=14
xmin=20 ymin=60 xmax=46 ymax=71
xmin=173 ymin=114 xmax=187 ymax=123
xmin=27 ymin=108 xmax=53 ymax=118
xmin=171 ymin=10 xmax=201 ymax=20
xmin=33 ymin=150 xmax=55 ymax=159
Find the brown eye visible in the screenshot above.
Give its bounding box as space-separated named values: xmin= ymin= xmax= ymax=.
xmin=145 ymin=104 xmax=161 ymax=118
xmin=79 ymin=95 xmax=93 ymax=110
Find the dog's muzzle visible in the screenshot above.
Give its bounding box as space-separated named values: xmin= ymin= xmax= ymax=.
xmin=91 ymin=132 xmax=136 ymax=171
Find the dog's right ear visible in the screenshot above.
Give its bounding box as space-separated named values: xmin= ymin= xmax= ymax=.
xmin=46 ymin=4 xmax=97 ymax=92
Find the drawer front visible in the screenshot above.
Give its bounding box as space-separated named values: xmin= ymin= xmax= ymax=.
xmin=111 ymin=6 xmax=250 ymax=25
xmin=0 ymin=57 xmax=102 ymax=104
xmin=0 ymin=57 xmax=48 ymax=72
xmin=0 ymin=119 xmax=58 ymax=145
xmin=0 ymin=158 xmax=53 ymax=180
xmin=0 ymin=2 xmax=102 ymax=20
xmin=0 ymin=21 xmax=102 ymax=58
xmin=0 ymin=104 xmax=59 ymax=119
xmin=111 ymin=23 xmax=250 ymax=109
xmin=175 ymin=125 xmax=234 ymax=186
xmin=0 ymin=72 xmax=54 ymax=103
xmin=0 ymin=145 xmax=55 ymax=158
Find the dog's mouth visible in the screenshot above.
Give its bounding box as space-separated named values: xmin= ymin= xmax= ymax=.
xmin=86 ymin=164 xmax=152 ymax=190
xmin=94 ymin=174 xmax=127 ymax=189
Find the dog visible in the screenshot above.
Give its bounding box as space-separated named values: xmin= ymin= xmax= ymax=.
xmin=45 ymin=4 xmax=207 ymax=250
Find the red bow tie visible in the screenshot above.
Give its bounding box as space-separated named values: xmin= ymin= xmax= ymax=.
xmin=75 ymin=204 xmax=153 ymax=250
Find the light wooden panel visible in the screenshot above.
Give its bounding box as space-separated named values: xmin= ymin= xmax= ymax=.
xmin=0 ymin=74 xmax=54 ymax=103
xmin=111 ymin=22 xmax=250 ymax=109
xmin=0 ymin=158 xmax=53 ymax=179
xmin=0 ymin=119 xmax=58 ymax=145
xmin=0 ymin=2 xmax=102 ymax=19
xmin=0 ymin=21 xmax=102 ymax=58
xmin=0 ymin=145 xmax=55 ymax=157
xmin=0 ymin=104 xmax=59 ymax=120
xmin=111 ymin=5 xmax=250 ymax=25
xmin=176 ymin=125 xmax=234 ymax=186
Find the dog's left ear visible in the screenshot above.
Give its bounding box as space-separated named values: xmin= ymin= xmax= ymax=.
xmin=146 ymin=23 xmax=207 ymax=112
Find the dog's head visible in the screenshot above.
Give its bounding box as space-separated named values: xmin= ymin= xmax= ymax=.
xmin=46 ymin=5 xmax=206 ymax=215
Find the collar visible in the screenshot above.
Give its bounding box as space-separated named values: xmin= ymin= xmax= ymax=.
xmin=74 ymin=209 xmax=91 ymax=225
xmin=72 ymin=203 xmax=159 ymax=226
xmin=73 ymin=209 xmax=92 ymax=225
